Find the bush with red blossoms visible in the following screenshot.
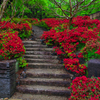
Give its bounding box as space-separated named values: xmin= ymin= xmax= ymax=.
xmin=40 ymin=16 xmax=100 ymax=99
xmin=0 ymin=30 xmax=25 ymax=60
xmin=0 ymin=21 xmax=32 ymax=39
xmin=39 ymin=18 xmax=69 ymax=30
xmin=41 ymin=16 xmax=100 ymax=76
xmin=68 ymin=76 xmax=100 ymax=100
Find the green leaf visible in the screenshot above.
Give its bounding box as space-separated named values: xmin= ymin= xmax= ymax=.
xmin=85 ymin=70 xmax=88 ymax=77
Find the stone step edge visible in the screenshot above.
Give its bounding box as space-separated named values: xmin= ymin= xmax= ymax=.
xmin=27 ymin=63 xmax=63 ymax=65
xmin=18 ymin=78 xmax=71 ymax=87
xmin=26 ymin=73 xmax=73 ymax=79
xmin=25 ymin=48 xmax=54 ymax=50
xmin=25 ymin=59 xmax=59 ymax=63
xmin=16 ymin=85 xmax=71 ymax=97
xmin=24 ymin=55 xmax=57 ymax=57
xmin=22 ymin=41 xmax=41 ymax=43
xmin=25 ymin=58 xmax=59 ymax=61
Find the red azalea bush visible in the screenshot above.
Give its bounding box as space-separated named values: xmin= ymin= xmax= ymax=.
xmin=80 ymin=38 xmax=100 ymax=61
xmin=41 ymin=27 xmax=100 ymax=74
xmin=72 ymin=16 xmax=100 ymax=28
xmin=38 ymin=18 xmax=69 ymax=30
xmin=68 ymin=76 xmax=100 ymax=100
xmin=0 ymin=21 xmax=15 ymax=30
xmin=0 ymin=30 xmax=25 ymax=60
xmin=40 ymin=16 xmax=100 ymax=99
xmin=40 ymin=18 xmax=69 ymax=28
xmin=0 ymin=21 xmax=32 ymax=39
xmin=41 ymin=16 xmax=100 ymax=76
xmin=13 ymin=23 xmax=32 ymax=39
xmin=21 ymin=18 xmax=39 ymax=25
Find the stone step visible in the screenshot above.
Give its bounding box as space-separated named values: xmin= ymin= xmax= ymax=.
xmin=24 ymin=55 xmax=57 ymax=59
xmin=35 ymin=39 xmax=42 ymax=42
xmin=25 ymin=48 xmax=54 ymax=51
xmin=25 ymin=58 xmax=59 ymax=63
xmin=10 ymin=92 xmax=68 ymax=100
xmin=19 ymin=77 xmax=72 ymax=87
xmin=22 ymin=40 xmax=41 ymax=44
xmin=16 ymin=85 xmax=71 ymax=97
xmin=26 ymin=69 xmax=74 ymax=79
xmin=27 ymin=63 xmax=64 ymax=69
xmin=25 ymin=51 xmax=53 ymax=55
xmin=24 ymin=44 xmax=47 ymax=48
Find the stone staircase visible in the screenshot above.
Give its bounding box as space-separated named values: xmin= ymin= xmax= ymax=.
xmin=15 ymin=39 xmax=74 ymax=100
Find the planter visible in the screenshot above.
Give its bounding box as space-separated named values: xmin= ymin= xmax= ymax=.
xmin=0 ymin=59 xmax=16 ymax=98
xmin=88 ymin=59 xmax=100 ymax=78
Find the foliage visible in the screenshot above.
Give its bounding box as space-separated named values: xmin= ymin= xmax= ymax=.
xmin=36 ymin=19 xmax=51 ymax=30
xmin=0 ymin=20 xmax=32 ymax=39
xmin=17 ymin=56 xmax=28 ymax=68
xmin=80 ymin=38 xmax=100 ymax=61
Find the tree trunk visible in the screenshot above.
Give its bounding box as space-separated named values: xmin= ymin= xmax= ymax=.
xmin=67 ymin=17 xmax=73 ymax=30
xmin=0 ymin=0 xmax=9 ymax=21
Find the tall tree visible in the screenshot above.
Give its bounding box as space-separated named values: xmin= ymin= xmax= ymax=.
xmin=34 ymin=0 xmax=100 ymax=29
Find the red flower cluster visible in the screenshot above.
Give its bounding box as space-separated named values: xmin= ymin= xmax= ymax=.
xmin=68 ymin=76 xmax=100 ymax=99
xmin=40 ymin=16 xmax=100 ymax=75
xmin=53 ymin=46 xmax=65 ymax=55
xmin=0 ymin=21 xmax=33 ymax=39
xmin=40 ymin=18 xmax=69 ymax=28
xmin=0 ymin=21 xmax=32 ymax=32
xmin=0 ymin=31 xmax=25 ymax=60
xmin=13 ymin=23 xmax=32 ymax=30
xmin=0 ymin=21 xmax=15 ymax=30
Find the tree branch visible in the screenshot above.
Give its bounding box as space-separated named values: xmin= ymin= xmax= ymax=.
xmin=72 ymin=0 xmax=85 ymax=8
xmin=71 ymin=0 xmax=79 ymax=18
xmin=51 ymin=9 xmax=68 ymax=19
xmin=80 ymin=0 xmax=98 ymax=9
xmin=63 ymin=10 xmax=70 ymax=13
xmin=53 ymin=0 xmax=69 ymax=19
xmin=17 ymin=9 xmax=25 ymax=24
xmin=69 ymin=0 xmax=72 ymax=16
xmin=35 ymin=0 xmax=69 ymax=19
xmin=0 ymin=9 xmax=17 ymax=30
xmin=77 ymin=1 xmax=100 ymax=13
xmin=0 ymin=0 xmax=9 ymax=21
xmin=0 ymin=0 xmax=26 ymax=29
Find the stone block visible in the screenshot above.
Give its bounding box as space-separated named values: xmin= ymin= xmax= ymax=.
xmin=0 ymin=59 xmax=16 ymax=98
xmin=87 ymin=59 xmax=100 ymax=78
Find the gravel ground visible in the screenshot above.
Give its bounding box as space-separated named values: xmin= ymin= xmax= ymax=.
xmin=32 ymin=25 xmax=49 ymax=39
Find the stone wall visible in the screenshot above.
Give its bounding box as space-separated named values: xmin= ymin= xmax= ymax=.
xmin=89 ymin=11 xmax=100 ymax=20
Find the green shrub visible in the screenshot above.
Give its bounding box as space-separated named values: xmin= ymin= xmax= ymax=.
xmin=17 ymin=56 xmax=28 ymax=68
